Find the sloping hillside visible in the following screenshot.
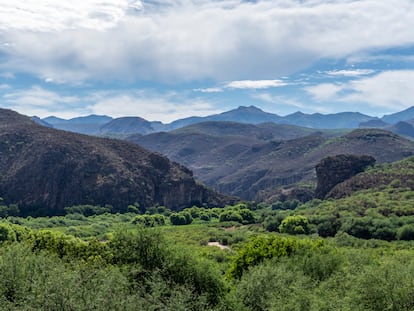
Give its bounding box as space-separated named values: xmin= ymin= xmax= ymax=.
xmin=0 ymin=109 xmax=229 ymax=215
xmin=129 ymin=125 xmax=414 ymax=202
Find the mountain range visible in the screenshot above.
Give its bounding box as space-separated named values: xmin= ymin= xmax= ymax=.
xmin=35 ymin=105 xmax=414 ymax=137
xmin=128 ymin=123 xmax=414 ymax=202
xmin=0 ymin=109 xmax=229 ymax=216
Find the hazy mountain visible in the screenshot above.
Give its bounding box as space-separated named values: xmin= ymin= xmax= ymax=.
xmin=0 ymin=109 xmax=229 ymax=216
xmin=43 ymin=114 xmax=113 ymax=135
xmin=382 ymin=106 xmax=414 ymax=124
xmin=31 ymin=116 xmax=53 ymax=127
xmin=99 ymin=117 xmax=161 ymax=136
xmin=283 ymin=111 xmax=375 ymax=128
xmin=39 ymin=105 xmax=414 ymax=136
xmin=386 ymin=121 xmax=414 ymax=138
xmin=359 ymin=119 xmax=389 ymax=128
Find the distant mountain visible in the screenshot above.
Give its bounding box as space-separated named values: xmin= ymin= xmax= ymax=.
xmin=128 ymin=125 xmax=414 ymax=202
xmin=0 ymin=109 xmax=229 ymax=216
xmin=31 ymin=116 xmax=53 ymax=127
xmin=43 ymin=114 xmax=113 ymax=135
xmin=359 ymin=119 xmax=389 ymax=128
xmin=39 ymin=105 xmax=414 ymax=136
xmin=283 ymin=111 xmax=375 ymax=128
xmin=386 ymin=121 xmax=414 ymax=138
xmin=99 ymin=117 xmax=162 ymax=136
xmin=166 ymin=106 xmax=282 ymax=130
xmin=382 ymin=106 xmax=414 ymax=124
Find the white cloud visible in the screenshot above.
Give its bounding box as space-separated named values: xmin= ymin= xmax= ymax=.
xmin=87 ymin=91 xmax=222 ymax=122
xmin=225 ymin=79 xmax=287 ymax=89
xmin=2 ymin=86 xmax=84 ymax=118
xmin=305 ymin=83 xmax=344 ymax=102
xmin=0 ymin=0 xmax=130 ymax=31
xmin=0 ymin=84 xmax=10 ymax=90
xmin=1 ymin=0 xmax=414 ymax=83
xmin=305 ymin=70 xmax=414 ymax=111
xmin=324 ymin=69 xmax=375 ymax=77
xmin=193 ymin=87 xmax=223 ymax=93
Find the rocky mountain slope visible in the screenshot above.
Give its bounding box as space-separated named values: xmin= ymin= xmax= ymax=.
xmin=0 ymin=109 xmax=229 ymax=216
xmin=129 ymin=125 xmax=414 ymax=202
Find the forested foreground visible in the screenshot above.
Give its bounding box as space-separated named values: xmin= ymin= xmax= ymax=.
xmin=1 ymin=212 xmax=414 ymax=311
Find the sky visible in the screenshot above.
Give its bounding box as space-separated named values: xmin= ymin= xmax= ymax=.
xmin=1 ymin=0 xmax=414 ymax=123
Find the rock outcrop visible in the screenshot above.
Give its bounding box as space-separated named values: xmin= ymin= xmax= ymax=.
xmin=315 ymin=154 xmax=376 ymax=199
xmin=0 ymin=109 xmax=230 ymax=216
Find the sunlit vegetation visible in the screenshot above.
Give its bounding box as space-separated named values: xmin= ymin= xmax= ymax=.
xmin=1 ymin=158 xmax=414 ymax=309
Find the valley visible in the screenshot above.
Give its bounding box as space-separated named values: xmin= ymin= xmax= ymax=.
xmin=1 ymin=107 xmax=414 ymax=310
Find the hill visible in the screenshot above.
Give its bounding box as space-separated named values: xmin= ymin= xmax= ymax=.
xmin=282 ymin=111 xmax=374 ymax=128
xmin=381 ymin=106 xmax=414 ymax=124
xmin=0 ymin=109 xmax=229 ymax=216
xmin=129 ymin=125 xmax=414 ymax=202
xmin=99 ymin=117 xmax=163 ymax=136
xmin=43 ymin=114 xmax=113 ymax=135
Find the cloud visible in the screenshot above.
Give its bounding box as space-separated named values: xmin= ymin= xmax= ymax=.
xmin=305 ymin=70 xmax=414 ymax=111
xmin=1 ymin=0 xmax=414 ymax=83
xmin=305 ymin=83 xmax=345 ymax=102
xmin=1 ymin=86 xmax=222 ymax=122
xmin=0 ymin=0 xmax=130 ymax=32
xmin=225 ymin=79 xmax=287 ymax=89
xmin=87 ymin=91 xmax=222 ymax=122
xmin=324 ymin=69 xmax=375 ymax=77
xmin=194 ymin=79 xmax=287 ymax=92
xmin=193 ymin=87 xmax=223 ymax=93
xmin=1 ymin=86 xmax=84 ymax=117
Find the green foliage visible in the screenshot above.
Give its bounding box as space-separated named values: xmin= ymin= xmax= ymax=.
xmin=0 ymin=204 xmax=20 ymax=218
xmin=0 ymin=223 xmax=16 ymax=243
xmin=64 ymin=204 xmax=111 ymax=216
xmin=219 ymin=210 xmax=243 ymax=223
xmin=271 ymin=199 xmax=300 ymax=210
xmin=397 ymin=224 xmax=414 ymax=241
xmin=170 ymin=211 xmax=193 ymax=225
xmin=227 ymin=234 xmax=320 ymax=279
xmin=132 ymin=214 xmax=166 ymax=227
xmin=109 ymin=229 xmax=166 ymax=269
xmin=279 ymin=215 xmax=309 ymax=235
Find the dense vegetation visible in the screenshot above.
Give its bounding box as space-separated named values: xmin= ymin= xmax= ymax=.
xmin=2 ymin=117 xmax=414 ymax=310
xmin=1 ymin=191 xmax=414 ymax=310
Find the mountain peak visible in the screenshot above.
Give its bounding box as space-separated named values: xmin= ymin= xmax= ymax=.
xmin=235 ymin=105 xmax=264 ymax=112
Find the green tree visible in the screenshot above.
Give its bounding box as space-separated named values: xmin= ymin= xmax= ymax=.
xmin=279 ymin=215 xmax=309 ymax=235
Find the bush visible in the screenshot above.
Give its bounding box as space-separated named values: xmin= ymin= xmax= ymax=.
xmin=397 ymin=224 xmax=414 ymax=241
xmin=132 ymin=214 xmax=166 ymax=227
xmin=219 ymin=211 xmax=243 ymax=223
xmin=279 ymin=215 xmax=309 ymax=235
xmin=170 ymin=212 xmax=193 ymax=225
xmin=227 ymin=235 xmax=318 ymax=279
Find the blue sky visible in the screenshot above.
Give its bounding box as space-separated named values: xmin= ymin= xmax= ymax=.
xmin=1 ymin=0 xmax=414 ymax=122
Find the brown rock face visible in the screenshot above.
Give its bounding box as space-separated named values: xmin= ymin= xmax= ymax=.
xmin=315 ymin=154 xmax=376 ymax=199
xmin=0 ymin=109 xmax=229 ymax=216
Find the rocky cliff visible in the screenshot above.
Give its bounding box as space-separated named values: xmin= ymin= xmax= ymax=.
xmin=0 ymin=109 xmax=229 ymax=215
xmin=315 ymin=154 xmax=376 ymax=199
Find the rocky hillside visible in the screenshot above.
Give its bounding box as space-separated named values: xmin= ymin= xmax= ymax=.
xmin=327 ymin=156 xmax=414 ymax=199
xmin=0 ymin=109 xmax=229 ymax=216
xmin=129 ymin=125 xmax=414 ymax=202
xmin=315 ymin=154 xmax=376 ymax=199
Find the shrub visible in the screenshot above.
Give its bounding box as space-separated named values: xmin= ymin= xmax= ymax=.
xmin=170 ymin=211 xmax=193 ymax=225
xmin=279 ymin=215 xmax=309 ymax=235
xmin=397 ymin=224 xmax=414 ymax=241
xmin=219 ymin=211 xmax=243 ymax=223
